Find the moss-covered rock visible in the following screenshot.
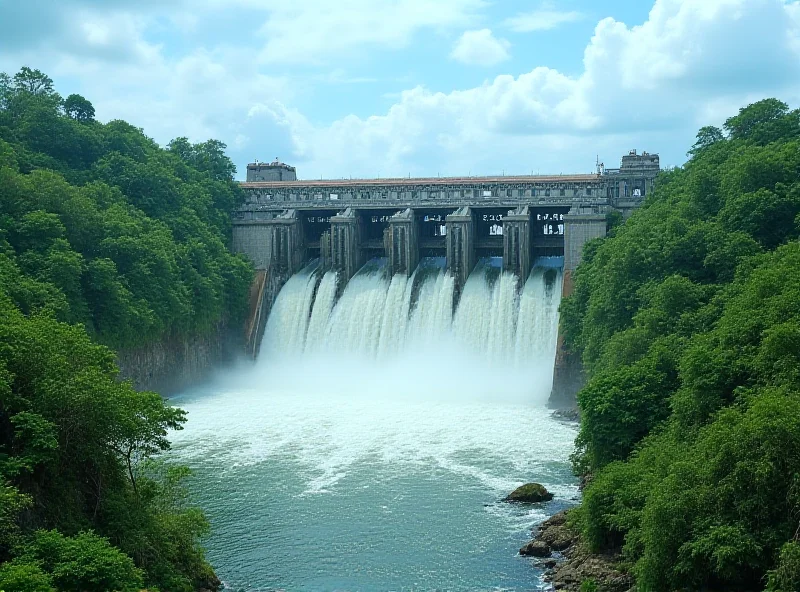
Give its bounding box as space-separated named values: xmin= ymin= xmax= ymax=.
xmin=505 ymin=483 xmax=554 ymax=503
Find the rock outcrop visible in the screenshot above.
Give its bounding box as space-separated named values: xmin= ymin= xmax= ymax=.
xmin=505 ymin=483 xmax=554 ymax=503
xmin=520 ymin=540 xmax=551 ymax=557
xmin=519 ymin=510 xmax=633 ymax=592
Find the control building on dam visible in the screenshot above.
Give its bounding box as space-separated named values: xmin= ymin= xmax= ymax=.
xmin=233 ymin=150 xmax=660 ymax=292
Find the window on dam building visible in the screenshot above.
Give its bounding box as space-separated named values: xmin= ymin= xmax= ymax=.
xmin=543 ymin=224 xmax=565 ymax=235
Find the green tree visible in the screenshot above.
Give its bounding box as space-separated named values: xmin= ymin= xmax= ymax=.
xmin=688 ymin=125 xmax=724 ymax=156
xmin=11 ymin=68 xmax=56 ymax=97
xmin=19 ymin=530 xmax=143 ymax=592
xmin=63 ymin=94 xmax=95 ymax=122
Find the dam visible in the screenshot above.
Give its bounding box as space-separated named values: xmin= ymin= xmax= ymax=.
xmin=234 ymin=150 xmax=660 ymax=362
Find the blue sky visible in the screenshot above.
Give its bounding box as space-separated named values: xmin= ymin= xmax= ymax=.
xmin=1 ymin=0 xmax=799 ymax=180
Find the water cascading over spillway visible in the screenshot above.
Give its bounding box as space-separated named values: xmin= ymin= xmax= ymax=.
xmin=261 ymin=265 xmax=319 ymax=357
xmin=303 ymin=270 xmax=338 ymax=354
xmin=259 ymin=258 xmax=564 ymax=374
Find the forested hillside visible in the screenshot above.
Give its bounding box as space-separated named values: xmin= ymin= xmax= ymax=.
xmin=562 ymin=99 xmax=800 ymax=590
xmin=0 ymin=67 xmax=252 ymax=349
xmin=0 ymin=68 xmax=252 ymax=590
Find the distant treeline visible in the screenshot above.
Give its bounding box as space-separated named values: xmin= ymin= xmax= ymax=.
xmin=562 ymin=98 xmax=800 ymax=590
xmin=0 ymin=68 xmax=252 ymax=590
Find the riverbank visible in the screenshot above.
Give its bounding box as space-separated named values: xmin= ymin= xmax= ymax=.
xmin=521 ymin=510 xmax=632 ymax=591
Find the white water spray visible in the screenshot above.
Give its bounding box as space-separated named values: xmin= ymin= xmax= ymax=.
xmin=304 ymin=271 xmax=338 ymax=354
xmin=261 ymin=269 xmax=318 ymax=356
xmin=259 ymin=259 xmax=563 ymax=383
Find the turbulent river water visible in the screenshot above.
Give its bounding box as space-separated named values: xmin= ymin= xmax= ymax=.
xmin=169 ymin=259 xmax=579 ymax=591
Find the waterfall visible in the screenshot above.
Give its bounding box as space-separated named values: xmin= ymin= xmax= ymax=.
xmin=452 ymin=265 xmax=493 ymax=355
xmin=261 ymin=267 xmax=318 ymax=357
xmin=325 ymin=272 xmax=389 ymax=355
xmin=258 ymin=260 xmax=563 ymax=370
xmin=487 ymin=272 xmax=520 ymax=363
xmin=377 ymin=272 xmax=416 ymax=358
xmin=406 ymin=270 xmax=455 ymax=349
xmin=515 ymin=268 xmax=562 ymax=364
xmin=304 ymin=271 xmax=338 ymax=354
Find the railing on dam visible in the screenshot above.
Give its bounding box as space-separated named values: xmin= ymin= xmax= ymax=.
xmin=234 ymin=196 xmax=612 ymax=216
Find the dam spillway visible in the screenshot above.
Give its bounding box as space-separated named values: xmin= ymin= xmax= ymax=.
xmin=260 ymin=259 xmax=563 ymax=385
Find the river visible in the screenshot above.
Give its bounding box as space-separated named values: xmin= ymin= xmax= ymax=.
xmin=169 ymin=261 xmax=578 ymax=591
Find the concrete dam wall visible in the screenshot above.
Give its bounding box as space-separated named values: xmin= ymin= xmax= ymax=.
xmin=234 ymin=151 xmax=660 ymax=402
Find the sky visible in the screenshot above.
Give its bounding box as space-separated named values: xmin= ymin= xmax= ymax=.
xmin=1 ymin=0 xmax=799 ymax=180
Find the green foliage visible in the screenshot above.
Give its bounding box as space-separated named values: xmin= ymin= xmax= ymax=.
xmin=63 ymin=94 xmax=95 ymax=122
xmin=688 ymin=125 xmax=724 ymax=156
xmin=0 ymin=67 xmax=253 ymax=349
xmin=18 ymin=530 xmax=143 ymax=592
xmin=767 ymin=542 xmax=800 ymax=592
xmin=0 ymin=297 xmax=216 ymax=589
xmin=0 ymin=562 xmax=54 ymax=592
xmin=563 ymin=98 xmax=800 ymax=590
xmin=0 ymin=69 xmax=234 ymax=591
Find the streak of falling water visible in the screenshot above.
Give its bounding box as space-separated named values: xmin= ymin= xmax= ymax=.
xmin=515 ymin=268 xmax=563 ymax=364
xmin=261 ymin=267 xmax=318 ymax=357
xmin=377 ymin=271 xmax=416 ymax=358
xmin=325 ymin=272 xmax=389 ymax=355
xmin=304 ymin=271 xmax=338 ymax=354
xmin=487 ymin=272 xmax=520 ymax=362
xmin=406 ymin=271 xmax=455 ymax=348
xmin=452 ymin=265 xmax=493 ymax=353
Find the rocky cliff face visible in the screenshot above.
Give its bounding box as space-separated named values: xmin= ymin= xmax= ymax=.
xmin=116 ymin=322 xmax=242 ymax=394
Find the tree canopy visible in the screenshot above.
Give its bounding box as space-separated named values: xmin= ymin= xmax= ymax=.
xmin=563 ymin=98 xmax=800 ymax=589
xmin=0 ymin=67 xmax=253 ymax=350
xmin=0 ymin=68 xmax=249 ymax=590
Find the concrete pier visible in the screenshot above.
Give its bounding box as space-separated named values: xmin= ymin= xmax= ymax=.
xmin=563 ymin=205 xmax=608 ymax=271
xmin=502 ymin=206 xmax=532 ymax=279
xmin=386 ymin=208 xmax=419 ymax=276
xmin=330 ymin=208 xmax=363 ymax=282
xmin=232 ymin=209 xmax=305 ymax=273
xmin=445 ymin=206 xmax=476 ymax=294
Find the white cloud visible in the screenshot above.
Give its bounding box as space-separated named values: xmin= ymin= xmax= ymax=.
xmin=253 ymin=0 xmax=487 ymax=64
xmin=278 ymin=0 xmax=800 ymax=177
xmin=2 ymin=0 xmax=800 ymax=180
xmin=450 ymin=29 xmax=511 ymax=66
xmin=504 ymin=8 xmax=583 ymax=32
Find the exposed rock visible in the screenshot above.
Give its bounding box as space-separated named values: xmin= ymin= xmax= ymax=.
xmin=550 ymin=547 xmax=633 ymax=592
xmin=196 ymin=571 xmax=222 ymax=592
xmin=520 ymin=540 xmax=551 ymax=557
xmin=538 ymin=510 xmax=568 ymax=528
xmin=505 ymin=483 xmax=554 ymax=503
xmin=540 ymin=524 xmax=576 ymax=551
xmin=552 ymin=408 xmax=580 ymax=422
xmin=116 ymin=320 xmax=240 ymax=394
xmin=523 ymin=509 xmax=633 ymax=592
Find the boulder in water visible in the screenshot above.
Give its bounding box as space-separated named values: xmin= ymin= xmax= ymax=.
xmin=520 ymin=540 xmax=551 ymax=557
xmin=505 ymin=483 xmax=554 ymax=503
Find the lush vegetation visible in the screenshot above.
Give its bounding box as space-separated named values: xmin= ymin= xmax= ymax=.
xmin=0 ymin=67 xmax=252 ymax=350
xmin=0 ymin=68 xmax=253 ymax=590
xmin=563 ymin=98 xmax=800 ymax=590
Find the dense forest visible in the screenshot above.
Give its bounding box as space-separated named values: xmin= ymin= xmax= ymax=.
xmin=562 ymin=98 xmax=800 ymax=590
xmin=0 ymin=68 xmax=253 ymax=590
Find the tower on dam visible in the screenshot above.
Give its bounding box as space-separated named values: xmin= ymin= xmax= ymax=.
xmin=232 ymin=150 xmax=660 ymax=290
